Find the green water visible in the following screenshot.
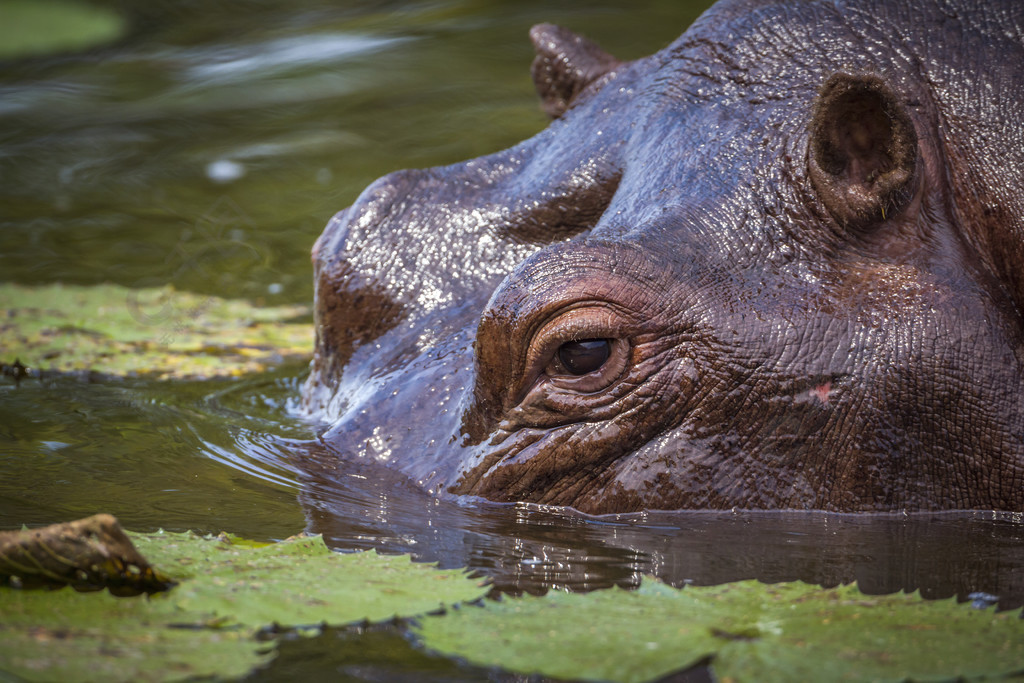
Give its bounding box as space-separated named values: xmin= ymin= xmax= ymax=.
xmin=4 ymin=1 xmax=1024 ymax=680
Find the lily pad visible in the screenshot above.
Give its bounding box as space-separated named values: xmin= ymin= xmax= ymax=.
xmin=0 ymin=282 xmax=312 ymax=379
xmin=0 ymin=529 xmax=489 ymax=682
xmin=0 ymin=589 xmax=270 ymax=683
xmin=0 ymin=0 xmax=126 ymax=60
xmin=414 ymin=578 xmax=1024 ymax=683
xmin=128 ymin=530 xmax=490 ymax=630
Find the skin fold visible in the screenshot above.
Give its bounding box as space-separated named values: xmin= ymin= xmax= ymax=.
xmin=303 ymin=0 xmax=1024 ymax=514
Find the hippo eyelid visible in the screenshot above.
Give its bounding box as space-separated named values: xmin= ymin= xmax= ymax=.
xmin=516 ymin=304 xmax=632 ymax=402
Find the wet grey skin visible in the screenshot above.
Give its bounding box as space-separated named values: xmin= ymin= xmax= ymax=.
xmin=302 ymin=0 xmax=1024 ymax=514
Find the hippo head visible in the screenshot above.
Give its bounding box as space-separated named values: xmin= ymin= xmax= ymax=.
xmin=303 ymin=0 xmax=1024 ymax=513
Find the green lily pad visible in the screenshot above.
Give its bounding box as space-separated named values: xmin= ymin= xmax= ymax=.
xmin=0 ymin=589 xmax=270 ymax=683
xmin=0 ymin=530 xmax=489 ymax=682
xmin=0 ymin=0 xmax=126 ymax=60
xmin=0 ymin=282 xmax=312 ymax=379
xmin=128 ymin=531 xmax=490 ymax=629
xmin=415 ymin=578 xmax=1024 ymax=683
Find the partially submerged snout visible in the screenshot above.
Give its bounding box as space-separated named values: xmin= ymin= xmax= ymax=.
xmin=305 ymin=0 xmax=1024 ymax=513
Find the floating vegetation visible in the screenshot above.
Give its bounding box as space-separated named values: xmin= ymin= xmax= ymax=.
xmin=416 ymin=578 xmax=1024 ymax=682
xmin=0 ymin=283 xmax=312 ymax=380
xmin=0 ymin=519 xmax=489 ymax=682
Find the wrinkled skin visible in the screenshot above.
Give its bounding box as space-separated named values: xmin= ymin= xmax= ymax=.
xmin=303 ymin=0 xmax=1024 ymax=514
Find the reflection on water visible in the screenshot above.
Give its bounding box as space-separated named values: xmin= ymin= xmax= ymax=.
xmin=297 ymin=450 xmax=1024 ymax=608
xmin=185 ymin=33 xmax=407 ymax=81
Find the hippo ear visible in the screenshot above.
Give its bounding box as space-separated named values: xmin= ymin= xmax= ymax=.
xmin=808 ymin=73 xmax=919 ymax=228
xmin=530 ymin=24 xmax=620 ymax=119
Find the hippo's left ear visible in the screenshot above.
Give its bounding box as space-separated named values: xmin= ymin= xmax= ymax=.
xmin=530 ymin=24 xmax=620 ymax=119
xmin=808 ymin=73 xmax=919 ymax=229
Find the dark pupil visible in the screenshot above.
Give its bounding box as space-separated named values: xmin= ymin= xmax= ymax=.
xmin=557 ymin=339 xmax=611 ymax=376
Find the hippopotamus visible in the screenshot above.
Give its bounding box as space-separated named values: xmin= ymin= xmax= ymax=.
xmin=302 ymin=0 xmax=1024 ymax=514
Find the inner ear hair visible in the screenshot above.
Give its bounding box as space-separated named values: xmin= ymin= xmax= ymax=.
xmin=808 ymin=72 xmax=919 ymax=229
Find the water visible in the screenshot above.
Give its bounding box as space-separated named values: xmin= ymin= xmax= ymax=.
xmin=0 ymin=366 xmax=309 ymax=538
xmin=2 ymin=0 xmax=1023 ymax=680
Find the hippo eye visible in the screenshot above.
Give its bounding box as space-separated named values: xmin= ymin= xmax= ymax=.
xmin=517 ymin=305 xmax=631 ymax=398
xmin=557 ymin=339 xmax=611 ymax=375
xmin=542 ymin=335 xmax=629 ymax=394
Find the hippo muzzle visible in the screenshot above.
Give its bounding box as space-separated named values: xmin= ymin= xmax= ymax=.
xmin=303 ymin=0 xmax=1024 ymax=513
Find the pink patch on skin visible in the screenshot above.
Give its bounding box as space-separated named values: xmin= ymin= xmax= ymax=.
xmin=809 ymin=381 xmax=832 ymax=405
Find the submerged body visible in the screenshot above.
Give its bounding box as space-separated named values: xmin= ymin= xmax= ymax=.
xmin=304 ymin=0 xmax=1024 ymax=513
